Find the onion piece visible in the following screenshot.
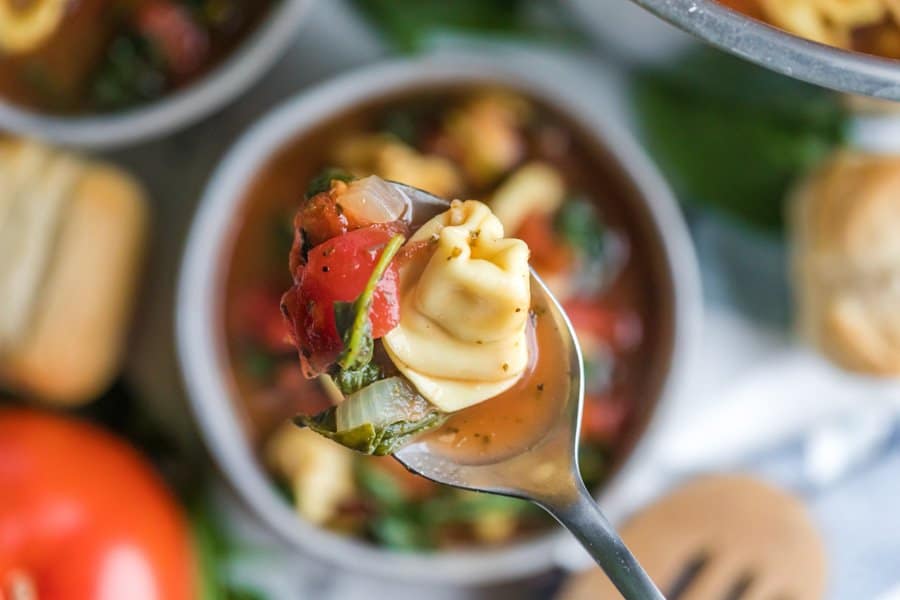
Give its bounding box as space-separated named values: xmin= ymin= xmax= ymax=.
xmin=339 ymin=176 xmax=409 ymax=224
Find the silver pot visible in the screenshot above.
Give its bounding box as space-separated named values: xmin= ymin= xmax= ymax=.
xmin=176 ymin=56 xmax=702 ymax=585
xmin=0 ymin=0 xmax=315 ymax=148
xmin=567 ymin=0 xmax=900 ymax=100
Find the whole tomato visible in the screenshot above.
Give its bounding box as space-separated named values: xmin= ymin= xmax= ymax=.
xmin=0 ymin=410 xmax=195 ymax=600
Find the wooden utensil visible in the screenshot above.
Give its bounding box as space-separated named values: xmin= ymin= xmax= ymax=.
xmin=557 ymin=475 xmax=827 ymax=600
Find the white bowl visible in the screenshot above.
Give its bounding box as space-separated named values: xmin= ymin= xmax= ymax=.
xmin=177 ymin=56 xmax=702 ymax=585
xmin=0 ymin=0 xmax=314 ymax=148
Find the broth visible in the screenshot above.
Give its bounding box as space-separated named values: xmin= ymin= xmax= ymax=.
xmin=425 ymin=291 xmax=570 ymax=465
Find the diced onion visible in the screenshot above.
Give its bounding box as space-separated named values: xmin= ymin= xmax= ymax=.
xmin=340 ymin=176 xmax=409 ymax=224
xmin=335 ymin=376 xmax=431 ymax=432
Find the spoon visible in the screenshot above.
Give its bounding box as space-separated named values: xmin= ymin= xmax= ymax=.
xmin=389 ymin=182 xmax=664 ymax=600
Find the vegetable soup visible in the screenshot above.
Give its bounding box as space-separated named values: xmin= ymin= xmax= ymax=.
xmin=223 ymin=88 xmax=672 ymax=550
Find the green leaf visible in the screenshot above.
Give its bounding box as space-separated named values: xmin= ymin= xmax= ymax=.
xmin=554 ymin=197 xmax=605 ymax=259
xmin=419 ymin=491 xmax=530 ymax=524
xmin=334 ymin=234 xmax=405 ymax=371
xmin=297 ymin=406 xmax=446 ymax=456
xmin=305 ymin=168 xmax=355 ymax=199
xmin=296 ymin=377 xmax=447 ymax=455
xmin=633 ymin=48 xmax=847 ymax=232
xmin=351 ymin=0 xmax=581 ymax=52
xmin=90 ymin=32 xmax=168 ymax=111
xmin=355 ymin=460 xmax=409 ymax=507
xmin=330 ymin=362 xmax=383 ymax=395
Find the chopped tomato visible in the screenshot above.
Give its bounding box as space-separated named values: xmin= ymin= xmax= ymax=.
xmin=230 ymin=286 xmax=294 ymax=353
xmin=515 ymin=213 xmax=573 ymax=275
xmin=295 ymin=188 xmax=352 ymax=249
xmin=136 ymin=1 xmax=209 ymax=79
xmin=282 ymin=223 xmax=403 ymax=376
xmin=564 ymin=300 xmax=643 ymax=351
xmin=581 ymin=393 xmax=627 ymax=442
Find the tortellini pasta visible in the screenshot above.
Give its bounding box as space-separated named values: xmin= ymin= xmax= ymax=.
xmin=490 ymin=162 xmax=565 ymax=236
xmin=331 ymin=133 xmax=462 ymax=199
xmin=757 ymin=0 xmax=894 ymax=48
xmin=383 ymin=200 xmax=531 ymax=412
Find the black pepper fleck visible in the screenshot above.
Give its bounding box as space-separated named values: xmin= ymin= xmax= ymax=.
xmin=322 ymin=266 xmax=329 ymax=272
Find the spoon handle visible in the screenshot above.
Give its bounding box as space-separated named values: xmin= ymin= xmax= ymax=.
xmin=541 ymin=482 xmax=665 ymax=599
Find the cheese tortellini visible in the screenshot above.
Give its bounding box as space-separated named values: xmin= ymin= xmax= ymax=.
xmin=758 ymin=0 xmax=896 ymax=48
xmin=383 ymin=200 xmax=531 ymax=412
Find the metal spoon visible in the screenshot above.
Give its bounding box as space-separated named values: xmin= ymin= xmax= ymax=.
xmin=389 ymin=182 xmax=664 ymax=600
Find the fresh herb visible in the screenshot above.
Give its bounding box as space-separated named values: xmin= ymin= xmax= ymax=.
xmin=305 ymin=168 xmax=355 ymax=199
xmin=555 ymin=196 xmax=605 ymax=260
xmin=242 ymin=347 xmax=276 ymax=382
xmin=90 ymin=32 xmax=168 ymax=111
xmin=297 ymin=377 xmax=446 ymax=455
xmin=356 ymin=460 xmax=408 ymax=507
xmin=354 ymin=459 xmax=539 ymax=550
xmin=351 ymin=0 xmax=580 ymax=53
xmin=333 ymin=234 xmax=405 ymax=371
xmin=578 ymin=443 xmax=609 ymax=490
xmin=330 ymin=362 xmax=382 ymax=395
xmin=193 ymin=496 xmax=267 ymax=600
xmin=633 ymin=48 xmax=847 ymax=231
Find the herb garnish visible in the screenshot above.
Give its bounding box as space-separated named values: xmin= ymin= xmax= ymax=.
xmin=329 ymin=234 xmax=405 ymax=394
xmin=305 ymin=168 xmax=355 ymax=199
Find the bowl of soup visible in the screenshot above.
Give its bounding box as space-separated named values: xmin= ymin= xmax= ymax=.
xmin=177 ymin=56 xmax=701 ymax=584
xmin=0 ymin=0 xmax=313 ymax=147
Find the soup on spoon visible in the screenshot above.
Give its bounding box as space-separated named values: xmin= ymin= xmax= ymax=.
xmin=281 ymin=172 xmax=564 ymax=461
xmin=280 ymin=174 xmax=663 ymax=599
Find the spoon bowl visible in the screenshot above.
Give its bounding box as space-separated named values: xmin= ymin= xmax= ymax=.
xmin=389 ymin=182 xmax=664 ymax=599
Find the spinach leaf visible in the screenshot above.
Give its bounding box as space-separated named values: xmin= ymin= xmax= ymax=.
xmin=633 ymin=48 xmax=847 ymax=232
xmin=555 ymin=197 xmax=605 ymax=259
xmin=297 ymin=397 xmax=446 ymax=456
xmin=334 ymin=233 xmax=405 ymax=371
xmin=297 ymin=377 xmax=447 ymax=455
xmin=90 ymin=32 xmax=168 ymax=111
xmin=351 ymin=0 xmax=580 ymax=53
xmin=305 ymin=168 xmax=355 ymax=199
xmin=330 ymin=362 xmax=382 ymax=396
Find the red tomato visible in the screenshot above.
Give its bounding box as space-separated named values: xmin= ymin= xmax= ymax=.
xmin=230 ymin=286 xmax=294 ymax=353
xmin=295 ymin=189 xmax=351 ymax=249
xmin=565 ymin=300 xmax=643 ymax=351
xmin=581 ymin=394 xmax=627 ymax=442
xmin=136 ymin=1 xmax=209 ymax=79
xmin=515 ymin=213 xmax=573 ymax=275
xmin=0 ymin=410 xmax=195 ymax=600
xmin=283 ymin=224 xmax=403 ymax=375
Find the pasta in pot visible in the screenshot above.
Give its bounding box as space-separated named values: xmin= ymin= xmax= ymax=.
xmin=383 ymin=200 xmax=531 ymax=412
xmin=723 ymin=0 xmax=900 ymax=56
xmin=759 ymin=0 xmax=887 ymax=46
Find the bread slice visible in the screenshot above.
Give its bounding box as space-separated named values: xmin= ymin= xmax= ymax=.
xmin=0 ymin=140 xmax=148 ymax=405
xmin=790 ymin=150 xmax=900 ymax=376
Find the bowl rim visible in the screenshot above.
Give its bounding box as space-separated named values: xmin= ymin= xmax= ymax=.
xmin=0 ymin=0 xmax=314 ymax=148
xmin=176 ymin=55 xmax=702 ymax=585
xmin=633 ymin=0 xmax=900 ymax=101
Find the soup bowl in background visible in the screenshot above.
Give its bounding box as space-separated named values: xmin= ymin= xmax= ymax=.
xmin=0 ymin=0 xmax=314 ymax=148
xmin=177 ymin=56 xmax=701 ymax=585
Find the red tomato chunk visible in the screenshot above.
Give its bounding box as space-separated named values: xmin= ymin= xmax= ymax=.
xmin=283 ymin=224 xmax=403 ymax=375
